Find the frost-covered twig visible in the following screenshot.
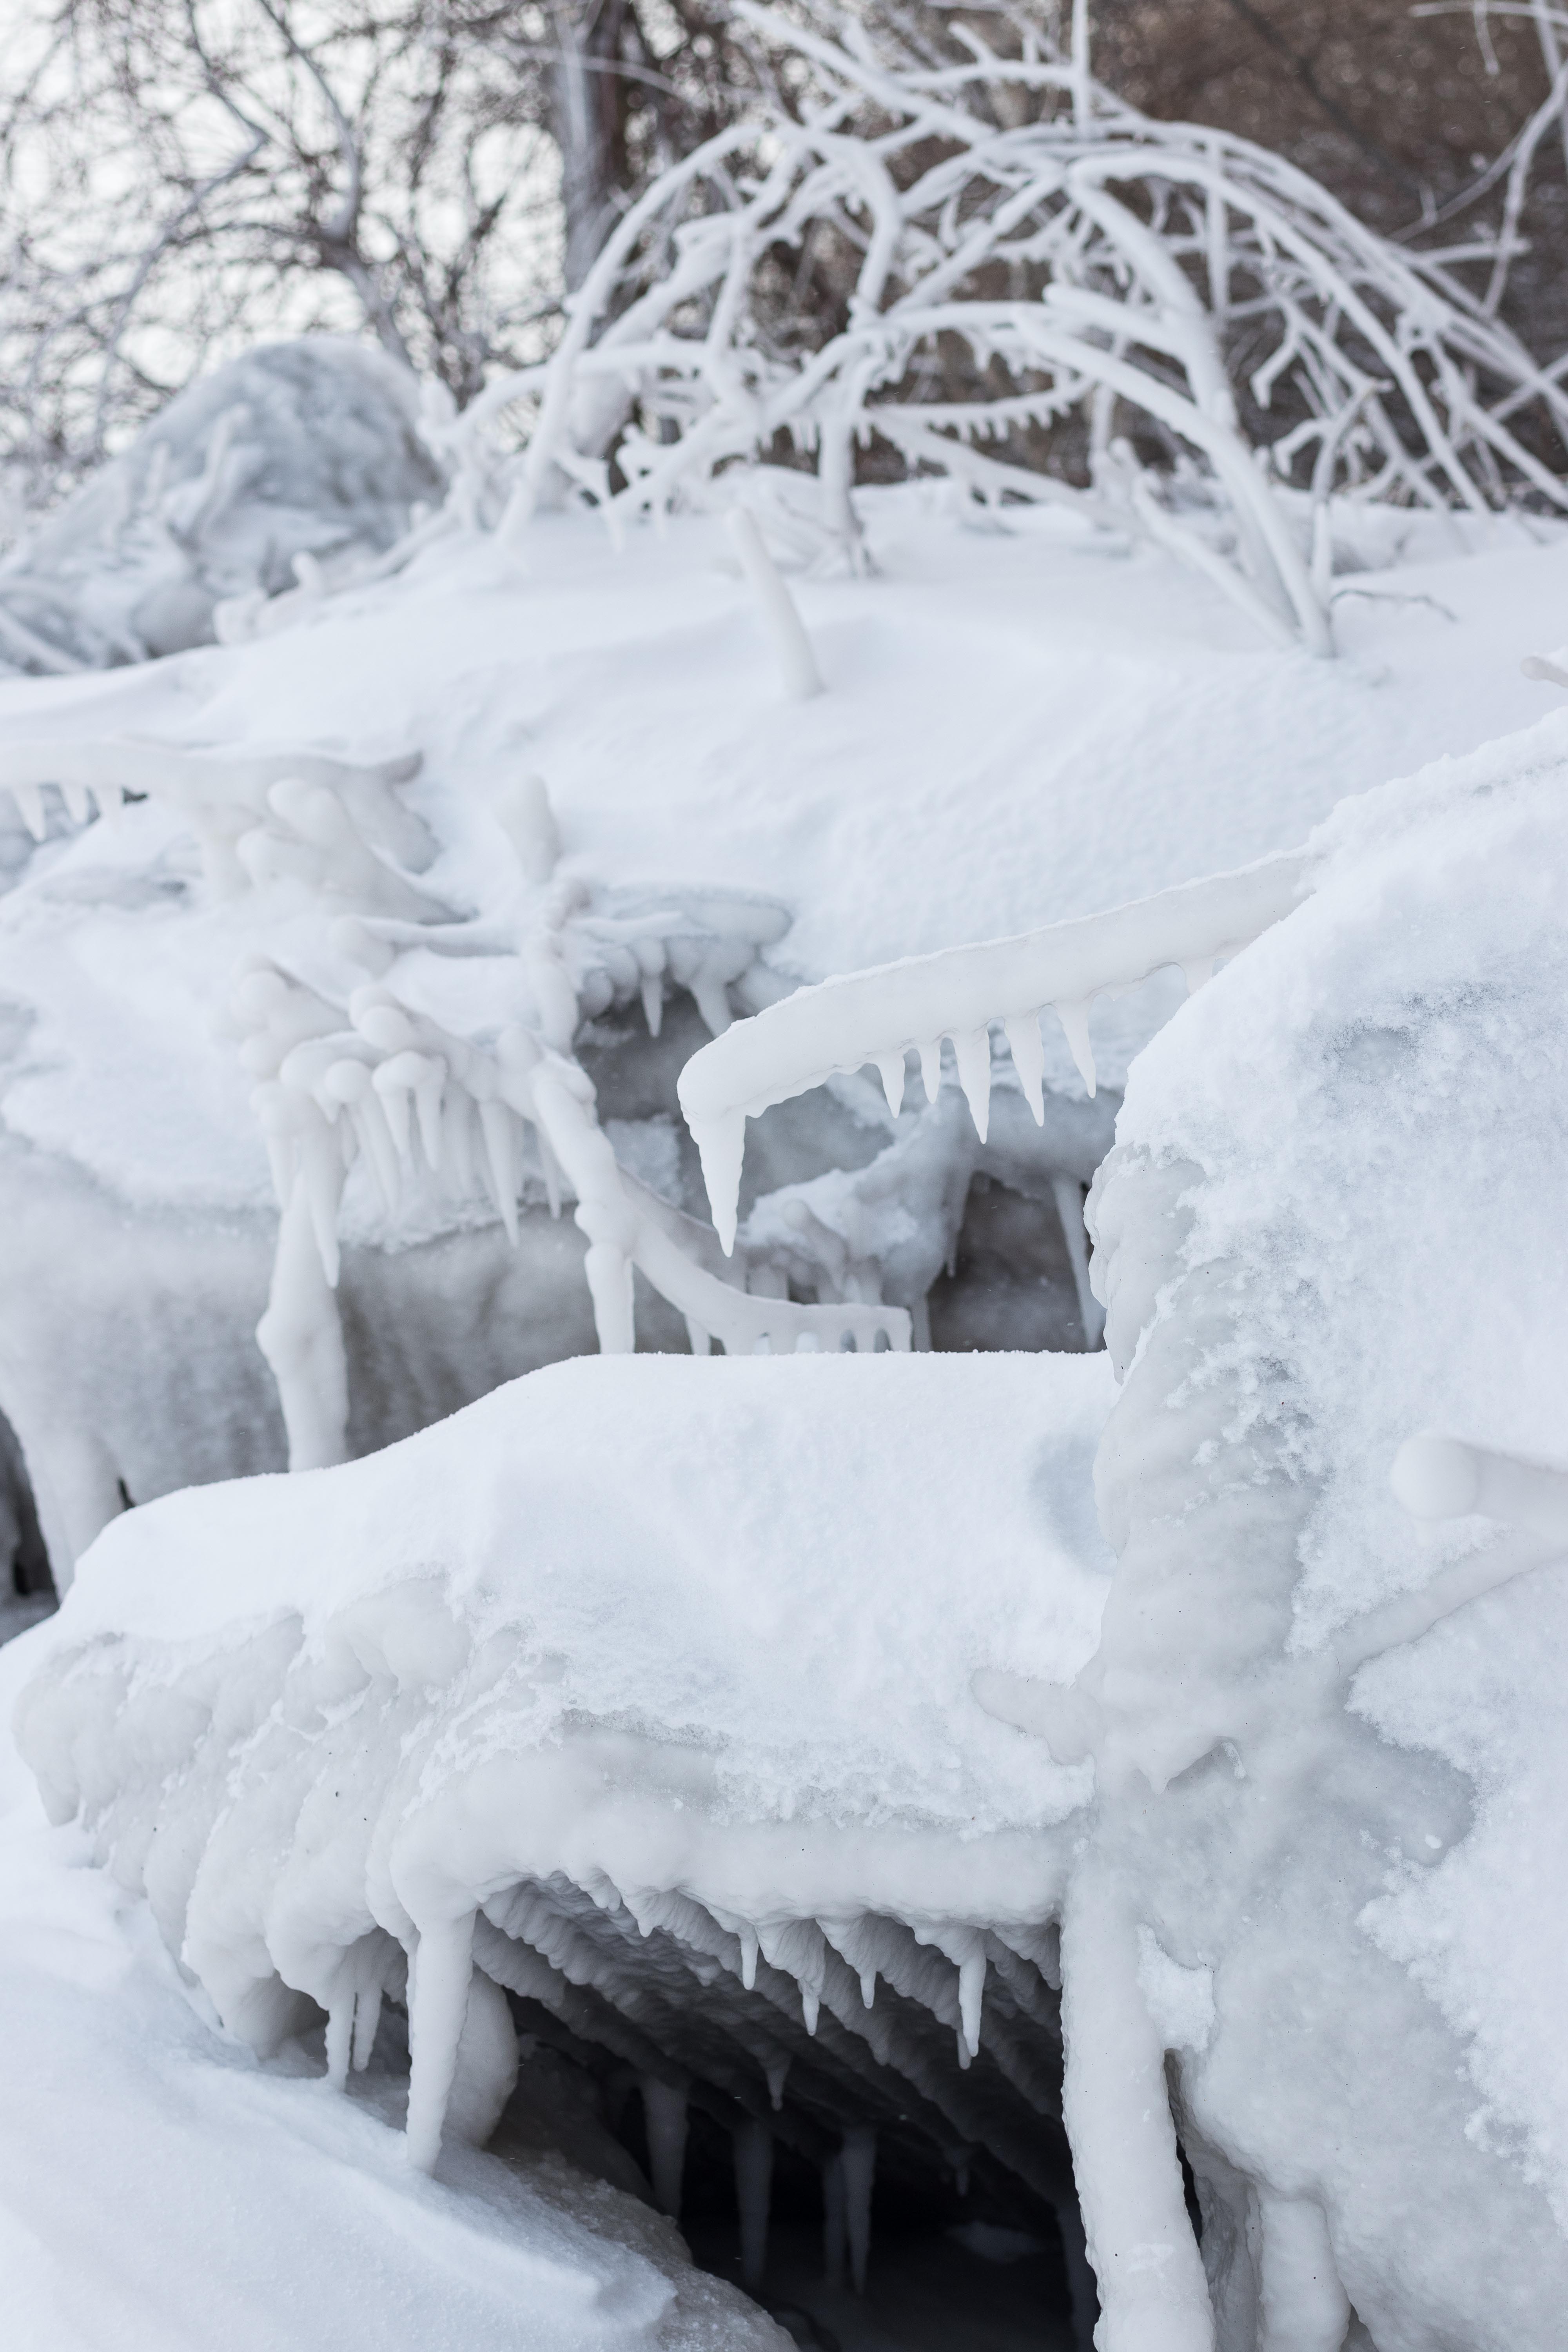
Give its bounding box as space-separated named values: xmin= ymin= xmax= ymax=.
xmin=468 ymin=7 xmax=1568 ymax=654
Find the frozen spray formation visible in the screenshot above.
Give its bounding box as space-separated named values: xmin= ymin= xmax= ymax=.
xmin=22 ymin=709 xmax=1568 ymax=2348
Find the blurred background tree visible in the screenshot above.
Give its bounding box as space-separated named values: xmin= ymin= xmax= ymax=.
xmin=0 ymin=0 xmax=1562 ymax=527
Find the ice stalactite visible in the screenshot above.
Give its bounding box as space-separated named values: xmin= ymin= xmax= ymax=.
xmin=821 ymin=2151 xmax=846 ymax=2290
xmin=733 ymin=2117 xmax=774 ymax=2290
xmin=1060 ymin=1863 xmax=1213 ymax=2352
xmin=841 ymin=2124 xmax=877 ymax=2296
xmin=405 ymin=1915 xmax=480 ymax=2174
xmin=641 ymin=2078 xmax=690 ymax=2219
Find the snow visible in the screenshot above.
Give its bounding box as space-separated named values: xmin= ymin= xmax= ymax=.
xmin=1069 ymin=712 xmax=1568 ymax=2348
xmin=3 ymin=330 xmax=1568 ymax=2349
xmin=0 ymin=477 xmax=1563 ymax=1574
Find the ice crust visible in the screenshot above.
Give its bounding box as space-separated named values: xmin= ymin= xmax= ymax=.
xmin=18 ymin=1351 xmax=1113 ymax=2327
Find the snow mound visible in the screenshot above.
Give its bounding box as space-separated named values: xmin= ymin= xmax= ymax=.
xmin=0 ymin=340 xmax=443 ymax=671
xmin=18 ymin=1350 xmax=1113 ymax=2311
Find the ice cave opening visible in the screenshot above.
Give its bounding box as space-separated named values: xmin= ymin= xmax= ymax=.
xmin=0 ymin=1409 xmax=49 ymax=1637
xmin=359 ymin=1956 xmax=1093 ymax=2352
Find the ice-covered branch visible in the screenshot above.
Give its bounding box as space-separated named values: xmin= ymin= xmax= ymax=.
xmin=680 ymin=852 xmax=1312 ymax=1252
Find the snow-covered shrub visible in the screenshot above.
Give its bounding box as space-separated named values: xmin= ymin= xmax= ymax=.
xmin=469 ymin=5 xmax=1568 ymax=653
xmin=0 ymin=341 xmax=443 ymax=674
xmin=24 ymin=704 xmax=1568 ymax=2349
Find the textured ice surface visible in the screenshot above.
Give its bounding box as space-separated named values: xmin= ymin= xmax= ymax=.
xmin=1072 ymin=712 xmax=1568 ymax=2350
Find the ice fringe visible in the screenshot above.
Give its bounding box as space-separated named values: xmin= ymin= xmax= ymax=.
xmin=679 ymin=851 xmax=1310 ymax=1254
xmin=2 ymin=731 xmax=910 ymax=1479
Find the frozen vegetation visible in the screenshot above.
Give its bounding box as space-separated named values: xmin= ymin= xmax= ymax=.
xmin=4 ymin=15 xmax=1568 ymax=2348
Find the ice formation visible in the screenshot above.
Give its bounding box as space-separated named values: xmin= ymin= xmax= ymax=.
xmin=20 ymin=702 xmax=1568 ymax=2348
xmin=18 ymin=1350 xmax=1117 ymax=2341
xmin=0 ymin=341 xmax=443 ymax=673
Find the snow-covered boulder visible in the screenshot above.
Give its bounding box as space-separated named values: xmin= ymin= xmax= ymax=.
xmin=0 ymin=340 xmax=444 ymax=671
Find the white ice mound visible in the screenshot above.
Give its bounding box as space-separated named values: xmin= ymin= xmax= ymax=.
xmin=0 ymin=339 xmax=443 ymax=671
xmin=19 ymin=1350 xmax=1114 ymax=2274
xmin=1072 ymin=708 xmax=1568 ymax=2350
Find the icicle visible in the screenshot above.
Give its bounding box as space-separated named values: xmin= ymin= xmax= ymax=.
xmin=405 ymin=1914 xmax=477 ymax=2174
xmin=299 ymin=1117 xmax=346 ymax=1289
xmin=1055 ymin=999 xmax=1098 ymax=1096
xmin=325 ymin=1994 xmax=353 ymax=2092
xmin=1182 ymin=958 xmax=1215 ymax=996
xmin=441 ymin=1087 xmax=476 ymax=1196
xmin=739 ymin=1924 xmax=759 ymax=1991
xmin=802 ymin=1987 xmax=820 ymax=2035
xmin=952 ymin=1027 xmax=992 ymax=1141
xmin=1004 ymin=1010 xmax=1046 ymax=1122
xmin=873 ymin=1050 xmax=906 ymax=1118
xmin=765 ymin=2056 xmax=789 ymax=2112
xmin=478 ymin=1100 xmax=521 ymax=1243
xmin=918 ymin=1038 xmax=942 ymax=1102
xmin=372 ymin=1062 xmax=413 ymax=1159
xmin=690 ymin=1111 xmax=747 ymax=1255
xmin=536 ymin=1127 xmax=566 ymax=1221
xmin=641 ymin=2078 xmax=689 ymax=2219
xmin=641 ymin=972 xmax=664 ymax=1036
xmin=412 ymin=1058 xmax=446 ymax=1170
xmin=842 ymin=2125 xmax=877 ymax=2294
xmin=958 ymin=1945 xmax=986 ymax=2060
xmin=822 ymin=2153 xmax=847 ymax=2290
xmin=496 ymin=773 xmax=561 ymax=884
xmin=11 ymin=782 xmax=46 ymax=840
xmin=686 ymin=1316 xmax=712 ymax=1357
xmin=733 ymin=2118 xmax=775 ymax=2290
xmin=1061 ymin=1866 xmax=1214 ymax=2352
xmin=956 ymin=2027 xmax=973 ymax=2071
xmin=728 ymin=506 xmax=823 ymax=701
xmin=58 ymin=775 xmax=91 ymax=827
xmin=352 ymin=1980 xmax=383 ymax=2072
xmin=584 ymin=1240 xmax=636 ymax=1354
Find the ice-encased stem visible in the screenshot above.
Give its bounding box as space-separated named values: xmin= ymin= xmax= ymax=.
xmin=405 ymin=1913 xmax=477 ymax=2174
xmin=255 ymin=1177 xmax=349 ymax=1472
xmin=728 ymin=508 xmax=824 ymax=701
xmin=1060 ymin=1864 xmax=1214 ymax=2352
